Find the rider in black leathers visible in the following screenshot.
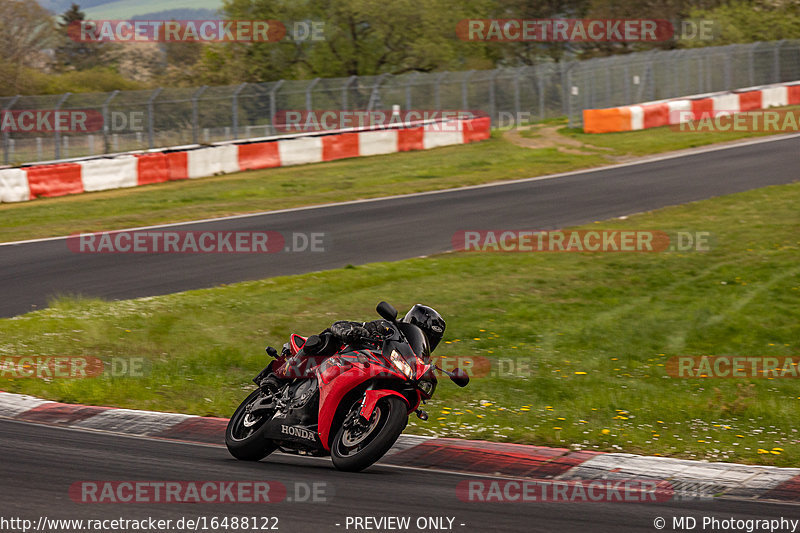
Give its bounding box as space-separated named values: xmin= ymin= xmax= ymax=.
xmin=261 ymin=304 xmax=445 ymax=391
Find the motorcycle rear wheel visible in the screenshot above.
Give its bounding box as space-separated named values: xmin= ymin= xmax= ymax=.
xmin=225 ymin=389 xmax=279 ymax=461
xmin=331 ymin=396 xmax=407 ymax=472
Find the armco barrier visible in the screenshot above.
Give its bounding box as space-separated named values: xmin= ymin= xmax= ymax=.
xmin=583 ymin=81 xmax=800 ymax=133
xmin=1 ymin=117 xmax=489 ymax=203
xmin=0 ymin=168 xmax=29 ymax=203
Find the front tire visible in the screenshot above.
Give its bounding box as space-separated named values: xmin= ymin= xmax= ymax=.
xmin=225 ymin=389 xmax=278 ymax=461
xmin=331 ymin=396 xmax=408 ymax=472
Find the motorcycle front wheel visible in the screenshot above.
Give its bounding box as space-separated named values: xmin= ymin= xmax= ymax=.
xmin=225 ymin=389 xmax=278 ymax=461
xmin=331 ymin=396 xmax=408 ymax=472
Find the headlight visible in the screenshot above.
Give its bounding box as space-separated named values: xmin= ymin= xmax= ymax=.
xmin=418 ymin=378 xmax=435 ymax=397
xmin=390 ymin=350 xmax=414 ymax=379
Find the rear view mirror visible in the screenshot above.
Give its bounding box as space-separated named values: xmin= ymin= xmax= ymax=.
xmin=376 ymin=301 xmax=398 ymax=322
xmin=449 ymin=367 xmax=470 ymax=387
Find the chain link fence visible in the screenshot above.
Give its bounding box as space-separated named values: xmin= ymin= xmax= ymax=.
xmin=2 ymin=40 xmax=798 ymax=165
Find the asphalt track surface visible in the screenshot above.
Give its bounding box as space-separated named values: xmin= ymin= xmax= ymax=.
xmin=2 ymin=419 xmax=799 ymax=533
xmin=1 ymin=135 xmax=798 ymax=318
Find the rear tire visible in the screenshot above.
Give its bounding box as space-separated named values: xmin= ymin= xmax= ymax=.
xmin=225 ymin=389 xmax=278 ymax=461
xmin=331 ymin=396 xmax=408 ymax=472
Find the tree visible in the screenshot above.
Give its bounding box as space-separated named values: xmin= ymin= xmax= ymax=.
xmin=191 ymin=0 xmax=487 ymax=83
xmin=681 ymin=0 xmax=800 ymax=47
xmin=0 ymin=0 xmax=57 ymax=93
xmin=53 ymin=3 xmax=110 ymax=71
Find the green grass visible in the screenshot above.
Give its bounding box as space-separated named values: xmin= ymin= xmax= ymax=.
xmin=1 ymin=117 xmax=794 ymax=243
xmin=560 ymin=116 xmax=800 ymax=156
xmin=1 ymin=181 xmax=798 ymax=466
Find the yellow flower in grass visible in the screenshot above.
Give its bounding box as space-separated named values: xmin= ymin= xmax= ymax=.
xmin=601 ymin=429 xmax=611 ymax=435
xmin=553 ymin=427 xmax=562 ymax=430
xmin=574 ymin=371 xmax=587 ymax=375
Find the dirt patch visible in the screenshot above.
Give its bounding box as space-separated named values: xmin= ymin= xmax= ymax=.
xmin=503 ymin=124 xmax=616 ymax=157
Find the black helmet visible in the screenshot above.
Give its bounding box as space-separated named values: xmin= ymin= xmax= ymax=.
xmin=402 ymin=304 xmax=446 ymax=352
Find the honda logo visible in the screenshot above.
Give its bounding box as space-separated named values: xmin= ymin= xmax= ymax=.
xmin=281 ymin=424 xmax=315 ymax=441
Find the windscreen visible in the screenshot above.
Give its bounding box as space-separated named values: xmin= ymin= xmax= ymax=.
xmin=397 ymin=322 xmax=431 ymax=362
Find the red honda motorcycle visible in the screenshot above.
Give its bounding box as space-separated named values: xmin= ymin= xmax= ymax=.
xmin=225 ymin=301 xmax=469 ymax=472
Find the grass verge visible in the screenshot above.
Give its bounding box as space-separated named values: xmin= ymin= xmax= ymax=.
xmin=1 ymin=181 xmax=798 ymax=465
xmin=1 ymin=114 xmax=796 ymax=243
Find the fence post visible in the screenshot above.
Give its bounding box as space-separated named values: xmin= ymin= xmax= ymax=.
xmin=54 ymin=92 xmax=71 ymax=160
xmin=434 ymin=71 xmax=449 ymax=110
xmin=101 ymin=90 xmax=118 ymax=154
xmin=231 ymin=82 xmax=247 ymax=140
xmin=461 ymin=69 xmax=475 ymax=111
xmin=147 ymin=87 xmax=163 ymax=149
xmin=342 ymin=76 xmax=357 ymax=110
xmin=269 ymin=80 xmax=284 ymax=135
xmin=539 ymin=68 xmax=546 ymax=121
xmin=305 ymin=77 xmax=320 ymax=111
xmin=3 ymin=95 xmax=20 ymax=165
xmin=191 ymin=86 xmax=208 ymax=145
xmin=724 ymin=48 xmax=732 ymax=90
xmin=774 ymin=40 xmax=785 ymax=82
xmin=367 ymin=73 xmax=389 ymax=112
xmin=624 ymin=63 xmax=631 ymax=104
xmin=488 ymin=69 xmax=500 ymax=126
xmin=513 ymin=67 xmax=522 ymax=119
xmin=566 ymin=66 xmax=573 ymax=128
xmin=404 ymin=72 xmax=418 ymax=111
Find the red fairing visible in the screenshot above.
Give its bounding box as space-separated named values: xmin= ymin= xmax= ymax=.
xmin=359 ymin=389 xmax=412 ymax=420
xmin=290 ymin=334 xmax=306 ymax=355
xmin=315 ymin=352 xmax=411 ymax=450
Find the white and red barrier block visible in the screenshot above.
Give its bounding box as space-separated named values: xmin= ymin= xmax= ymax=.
xmin=0 ymin=117 xmax=490 ymax=203
xmin=584 ymin=81 xmax=800 ymax=133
